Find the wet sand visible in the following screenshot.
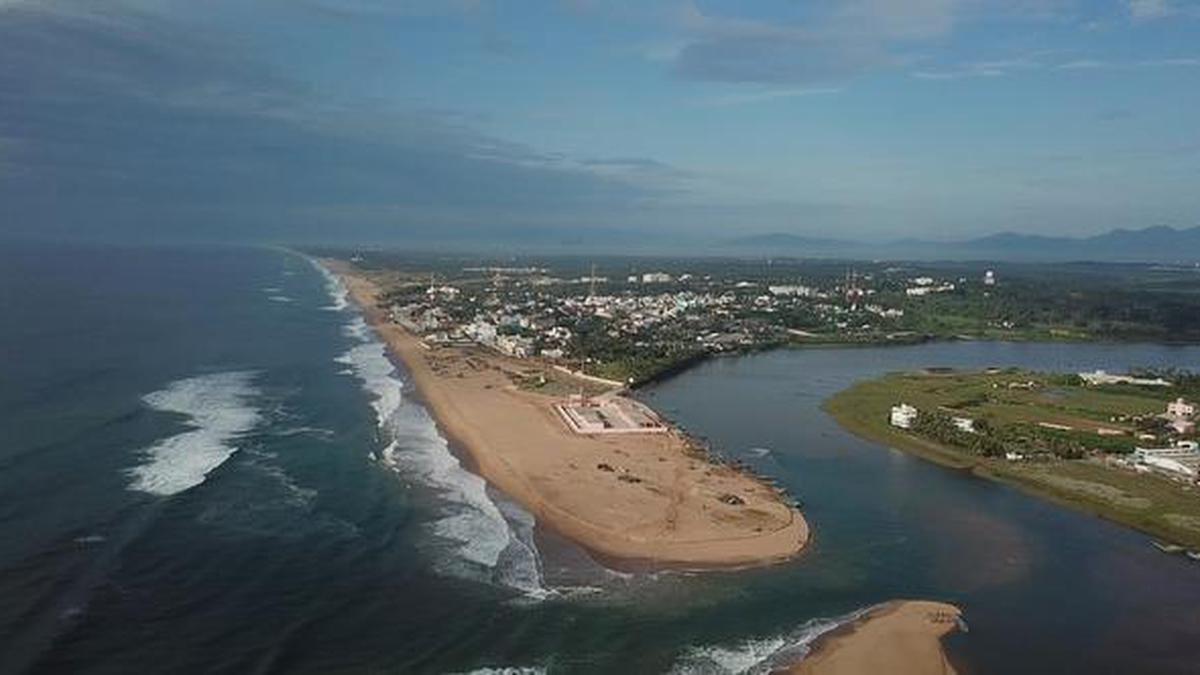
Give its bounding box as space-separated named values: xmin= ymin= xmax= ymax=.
xmin=788 ymin=601 xmax=962 ymax=675
xmin=327 ymin=260 xmax=809 ymax=569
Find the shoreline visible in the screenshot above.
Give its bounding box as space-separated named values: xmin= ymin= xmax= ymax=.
xmin=824 ymin=374 xmax=1200 ymax=549
xmin=630 ymin=333 xmax=1198 ymax=393
xmin=788 ymin=600 xmax=963 ymax=675
xmin=326 ymin=259 xmax=810 ymax=570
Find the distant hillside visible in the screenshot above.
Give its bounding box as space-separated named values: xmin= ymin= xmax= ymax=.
xmin=726 ymin=226 xmax=1200 ymax=262
xmin=723 ymin=233 xmax=875 ymax=258
xmin=725 ymin=233 xmax=851 ymax=249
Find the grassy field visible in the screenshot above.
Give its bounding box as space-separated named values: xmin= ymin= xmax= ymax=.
xmin=825 ymin=370 xmax=1200 ymax=549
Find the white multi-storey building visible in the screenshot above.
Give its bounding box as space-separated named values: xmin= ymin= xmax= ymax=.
xmin=890 ymin=403 xmax=918 ymax=429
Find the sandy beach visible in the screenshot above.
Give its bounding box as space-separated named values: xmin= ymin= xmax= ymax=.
xmin=327 ymin=260 xmax=809 ymax=568
xmin=789 ymin=601 xmax=962 ymax=675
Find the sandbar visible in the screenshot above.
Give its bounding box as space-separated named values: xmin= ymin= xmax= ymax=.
xmin=788 ymin=601 xmax=962 ymax=675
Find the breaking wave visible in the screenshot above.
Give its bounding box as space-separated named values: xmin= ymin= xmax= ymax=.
xmin=453 ymin=662 xmax=549 ymax=667
xmin=127 ymin=371 xmax=261 ymax=496
xmin=321 ymin=262 xmax=545 ymax=596
xmin=310 ymin=258 xmax=349 ymax=311
xmin=669 ymin=605 xmax=875 ymax=674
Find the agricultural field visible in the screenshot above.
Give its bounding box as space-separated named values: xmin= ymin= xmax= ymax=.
xmin=826 ymin=369 xmax=1200 ymax=548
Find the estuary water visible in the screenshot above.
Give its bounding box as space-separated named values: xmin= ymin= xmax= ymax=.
xmin=1 ymin=242 xmax=1198 ymax=674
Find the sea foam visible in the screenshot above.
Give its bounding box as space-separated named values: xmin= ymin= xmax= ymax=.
xmin=128 ymin=371 xmax=261 ymax=496
xmin=669 ymin=605 xmax=875 ymax=674
xmin=310 ymin=258 xmax=349 ymax=311
xmin=321 ymin=261 xmax=545 ymax=595
xmin=456 ymin=662 xmax=549 ymax=667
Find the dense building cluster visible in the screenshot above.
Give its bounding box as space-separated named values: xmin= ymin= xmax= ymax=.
xmin=375 ymin=263 xmax=995 ymax=383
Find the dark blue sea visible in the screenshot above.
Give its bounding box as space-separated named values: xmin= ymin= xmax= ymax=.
xmin=2 ymin=242 xmax=1199 ymax=674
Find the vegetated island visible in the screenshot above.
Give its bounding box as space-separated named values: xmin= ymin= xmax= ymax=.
xmin=788 ymin=600 xmax=963 ymax=675
xmin=825 ymin=367 xmax=1200 ymax=549
xmin=325 ymin=259 xmax=809 ymax=569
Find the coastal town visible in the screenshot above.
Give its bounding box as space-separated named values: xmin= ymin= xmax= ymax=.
xmin=336 ymin=251 xmax=1200 ymax=553
xmin=360 ymin=255 xmax=1002 ymax=384
xmin=330 ymin=251 xmax=1200 ymax=386
xmin=325 ymin=258 xmax=811 ymax=569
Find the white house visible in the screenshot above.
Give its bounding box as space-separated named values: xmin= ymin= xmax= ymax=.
xmin=1166 ymin=398 xmax=1195 ymax=419
xmin=1132 ymin=445 xmax=1200 ymax=479
xmin=464 ymin=320 xmax=498 ymax=345
xmin=952 ymin=416 xmax=976 ymax=434
xmin=768 ymin=284 xmax=815 ymax=297
xmin=1162 ymin=397 xmax=1196 ymax=435
xmin=1078 ymin=370 xmax=1171 ymax=387
xmin=890 ymin=403 xmax=918 ymax=429
xmin=905 ymin=283 xmax=954 ymax=297
xmin=496 ymin=335 xmax=534 ymax=358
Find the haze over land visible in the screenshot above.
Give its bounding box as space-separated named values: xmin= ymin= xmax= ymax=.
xmin=728 ymin=225 xmax=1200 ymax=262
xmin=1 ymin=0 xmax=1198 ymax=252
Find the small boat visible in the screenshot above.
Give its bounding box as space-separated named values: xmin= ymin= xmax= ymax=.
xmin=1152 ymin=540 xmax=1185 ymax=554
xmin=1186 ymin=551 xmax=1200 ymax=562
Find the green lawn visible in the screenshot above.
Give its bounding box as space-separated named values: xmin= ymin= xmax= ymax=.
xmin=825 ymin=370 xmax=1200 ymax=548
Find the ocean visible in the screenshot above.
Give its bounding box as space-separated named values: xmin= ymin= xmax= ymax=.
xmin=2 ymin=242 xmax=1199 ymax=673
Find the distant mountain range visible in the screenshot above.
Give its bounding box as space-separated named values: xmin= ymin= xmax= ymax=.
xmin=726 ymin=226 xmax=1200 ymax=262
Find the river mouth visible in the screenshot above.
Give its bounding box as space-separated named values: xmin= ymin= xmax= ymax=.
xmin=638 ymin=341 xmax=1200 ymax=675
xmin=6 ymin=245 xmax=1200 ymax=674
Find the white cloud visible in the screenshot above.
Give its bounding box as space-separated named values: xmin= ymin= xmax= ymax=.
xmin=697 ymin=86 xmax=841 ymax=107
xmin=1128 ymin=0 xmax=1175 ymax=19
xmin=909 ymin=57 xmax=1041 ymax=80
xmin=832 ymin=0 xmax=959 ymax=40
xmin=298 ymin=0 xmax=485 ymax=16
xmin=666 ymin=0 xmax=1083 ymax=84
xmin=911 ymin=70 xmax=959 ymax=80
xmin=1138 ymin=57 xmax=1200 ymax=66
xmin=914 ymin=53 xmax=1200 ymax=80
xmin=1056 ymin=59 xmax=1107 ymax=70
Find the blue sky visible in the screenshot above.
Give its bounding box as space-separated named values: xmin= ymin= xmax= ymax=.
xmin=1 ymin=0 xmax=1197 ymax=248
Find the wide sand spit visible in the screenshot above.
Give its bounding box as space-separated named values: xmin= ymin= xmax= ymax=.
xmin=328 ymin=260 xmax=810 ymax=569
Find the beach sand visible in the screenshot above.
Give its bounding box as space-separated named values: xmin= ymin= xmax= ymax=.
xmin=788 ymin=601 xmax=962 ymax=675
xmin=328 ymin=260 xmax=809 ymax=569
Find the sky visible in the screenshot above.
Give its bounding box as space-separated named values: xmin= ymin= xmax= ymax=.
xmin=1 ymin=0 xmax=1198 ymax=249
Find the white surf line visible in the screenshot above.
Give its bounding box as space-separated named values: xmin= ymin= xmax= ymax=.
xmin=670 ymin=604 xmax=878 ymax=674
xmin=127 ymin=371 xmax=261 ymax=496
xmin=317 ymin=258 xmax=546 ymax=595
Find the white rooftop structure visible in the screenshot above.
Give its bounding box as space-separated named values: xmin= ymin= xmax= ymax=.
xmin=1133 ymin=445 xmax=1200 ymax=479
xmin=1078 ymin=370 xmax=1172 ymax=387
xmin=890 ymin=403 xmax=918 ymax=429
xmin=1166 ymin=398 xmax=1195 ymax=419
xmin=952 ymin=416 xmax=976 ymax=434
xmin=768 ymin=284 xmax=815 ymax=297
